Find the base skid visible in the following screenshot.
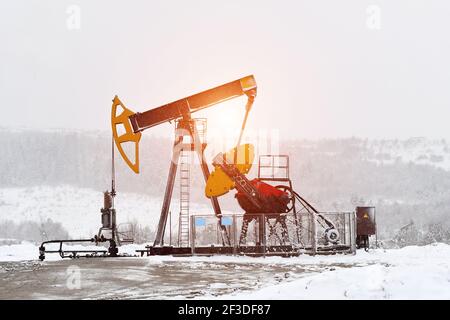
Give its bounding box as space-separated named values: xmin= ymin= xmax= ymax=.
xmin=136 ymin=245 xmax=353 ymax=257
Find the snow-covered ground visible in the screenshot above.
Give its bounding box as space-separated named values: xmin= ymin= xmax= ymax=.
xmin=218 ymin=243 xmax=450 ymax=300
xmin=1 ymin=184 xmax=449 ymax=300
xmin=0 ymin=241 xmax=449 ymax=299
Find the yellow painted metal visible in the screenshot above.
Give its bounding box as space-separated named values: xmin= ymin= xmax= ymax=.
xmin=205 ymin=143 xmax=254 ymax=198
xmin=223 ymin=143 xmax=254 ymax=174
xmin=111 ymin=95 xmax=142 ymax=174
xmin=205 ymin=168 xmax=235 ymax=198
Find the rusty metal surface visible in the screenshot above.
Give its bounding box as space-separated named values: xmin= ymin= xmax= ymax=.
xmin=356 ymin=206 xmax=376 ymax=236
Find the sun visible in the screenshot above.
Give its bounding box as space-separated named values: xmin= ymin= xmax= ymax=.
xmin=196 ymin=97 xmax=249 ymax=154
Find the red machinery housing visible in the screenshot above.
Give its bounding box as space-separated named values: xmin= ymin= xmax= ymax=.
xmin=235 ymin=179 xmax=290 ymax=214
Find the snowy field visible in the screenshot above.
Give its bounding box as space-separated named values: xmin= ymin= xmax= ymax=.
xmin=0 ymin=185 xmax=212 ymax=238
xmin=1 ymin=186 xmax=449 ymax=300
xmin=218 ymin=243 xmax=450 ymax=300
xmin=0 ymin=242 xmax=449 ymax=299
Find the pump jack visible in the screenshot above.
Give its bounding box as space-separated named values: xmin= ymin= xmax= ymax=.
xmin=112 ymin=76 xmax=257 ymax=247
xmin=36 ymin=75 xmax=355 ymax=261
xmin=112 ymin=75 xmax=341 ymax=254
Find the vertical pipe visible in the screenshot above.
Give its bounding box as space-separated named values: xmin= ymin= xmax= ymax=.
xmin=111 ymin=135 xmax=115 ymax=208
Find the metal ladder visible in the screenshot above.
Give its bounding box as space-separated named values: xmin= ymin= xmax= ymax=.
xmin=178 ymin=150 xmax=190 ymax=246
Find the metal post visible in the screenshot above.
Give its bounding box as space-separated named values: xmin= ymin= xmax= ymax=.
xmin=190 ymin=215 xmax=196 ymax=255
xmin=217 ymin=218 xmax=220 ymax=245
xmin=153 ymin=136 xmax=182 ymax=247
xmin=351 ymin=212 xmax=357 ymax=254
xmin=232 ymin=214 xmax=237 ymax=255
xmin=111 ymin=209 xmax=116 ymax=244
xmin=262 ymin=214 xmax=266 ymax=257
xmin=374 ymin=207 xmax=378 ymax=248
xmin=342 ymin=212 xmax=352 ymax=245
xmin=169 ymin=210 xmax=172 ymax=246
xmin=311 ymin=212 xmax=317 ymax=256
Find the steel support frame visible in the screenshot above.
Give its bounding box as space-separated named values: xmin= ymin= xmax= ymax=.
xmin=153 ymin=116 xmax=229 ymax=247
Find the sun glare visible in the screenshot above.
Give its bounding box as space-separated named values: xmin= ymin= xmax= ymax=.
xmin=196 ymin=97 xmax=249 ymax=153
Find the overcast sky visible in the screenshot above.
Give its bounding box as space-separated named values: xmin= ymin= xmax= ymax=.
xmin=1 ymin=0 xmax=450 ymax=140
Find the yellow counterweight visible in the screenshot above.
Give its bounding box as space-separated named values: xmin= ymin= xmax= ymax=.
xmin=205 ymin=143 xmax=254 ymax=198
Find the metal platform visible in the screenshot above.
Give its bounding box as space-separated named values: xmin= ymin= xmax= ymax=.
xmin=137 ymin=244 xmax=353 ymax=257
xmin=137 ymin=212 xmax=356 ymax=257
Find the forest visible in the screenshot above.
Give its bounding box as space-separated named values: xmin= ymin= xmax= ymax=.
xmin=1 ymin=128 xmax=449 ymax=245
